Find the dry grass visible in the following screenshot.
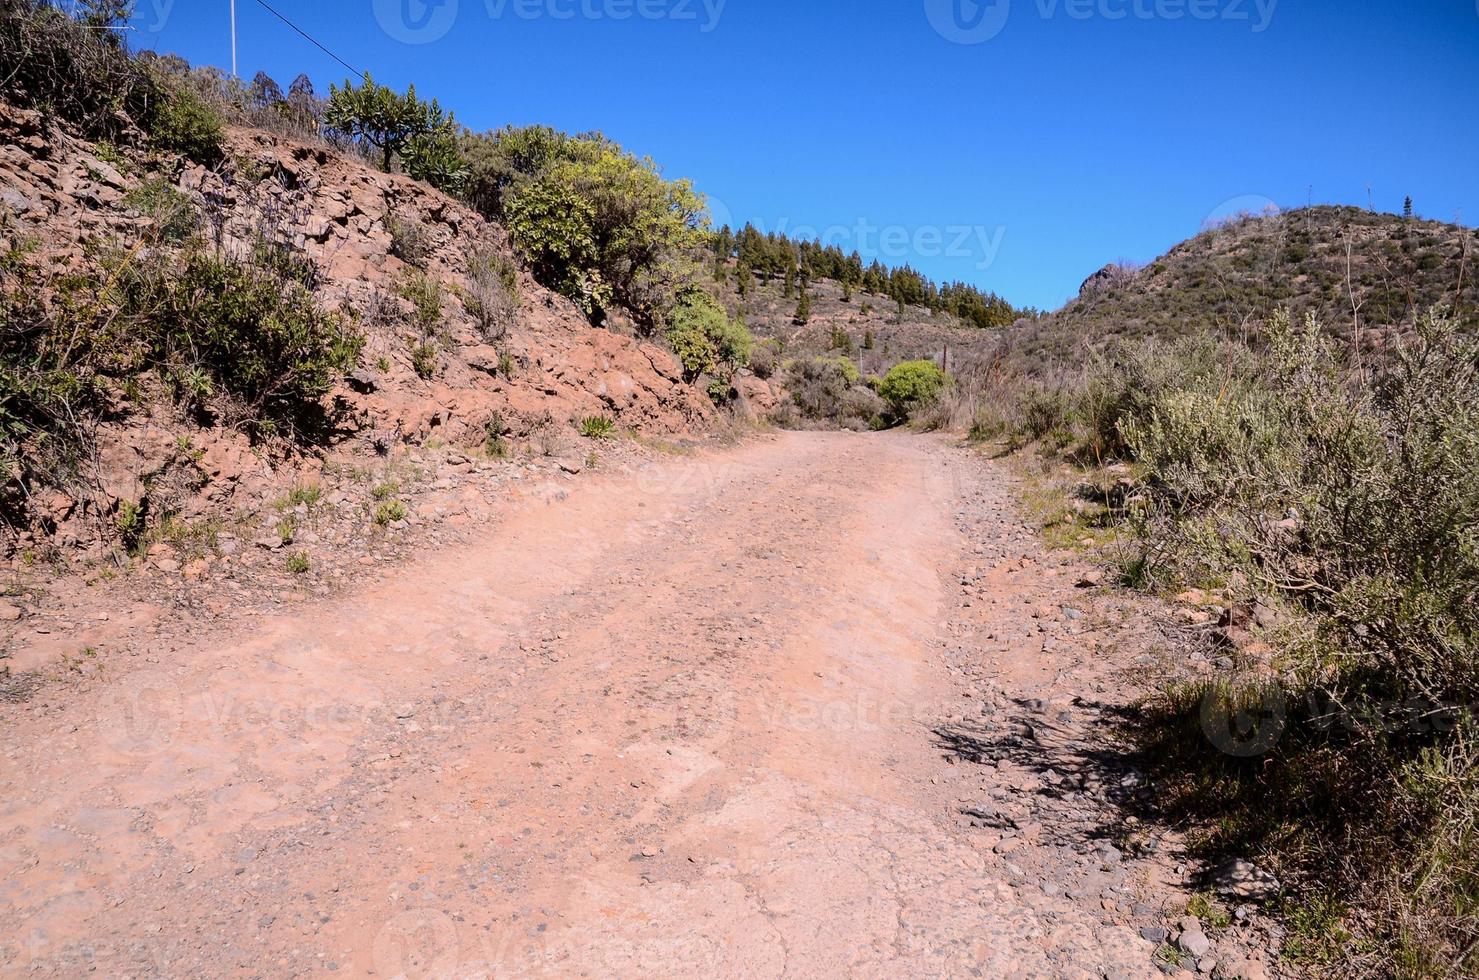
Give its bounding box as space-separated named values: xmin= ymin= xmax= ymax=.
xmin=965 ymin=307 xmax=1479 ymax=977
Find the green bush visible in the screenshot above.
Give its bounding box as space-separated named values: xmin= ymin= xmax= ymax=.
xmin=385 ymin=213 xmax=431 ymax=266
xmin=148 ymin=86 xmax=226 ymax=165
xmin=482 ymin=413 xmax=510 ymax=458
xmin=1117 ymin=308 xmax=1479 ymax=969
xmin=1 ymin=266 xmax=101 ymax=514
xmin=664 ymin=289 xmax=751 ymax=382
xmin=501 ymin=137 xmax=705 ymax=327
xmin=955 ymin=309 xmax=1479 ymax=970
xmin=1123 ymin=308 xmax=1479 ymax=680
xmin=749 ymin=339 xmax=777 ymax=380
xmin=459 ymin=125 xmax=611 ymax=220
xmin=401 ymin=127 xmax=468 ymax=194
xmin=943 ymin=335 xmax=1249 ymax=460
xmin=2 ymin=231 xmax=361 ymax=532
xmin=394 ymin=269 xmax=444 ymax=329
xmin=112 ymin=245 xmax=363 ymax=424
xmin=410 ymin=342 xmax=439 ymax=380
xmin=115 ymin=498 xmax=144 ymax=551
xmin=877 ymin=360 xmax=950 ymax=420
xmin=35 ymin=236 xmax=363 ymax=439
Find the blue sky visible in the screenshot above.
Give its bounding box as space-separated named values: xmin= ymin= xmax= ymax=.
xmin=128 ymin=0 xmax=1479 ymax=311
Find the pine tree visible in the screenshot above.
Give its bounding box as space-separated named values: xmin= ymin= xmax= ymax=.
xmin=736 ymin=262 xmax=752 ymax=299
xmin=793 ymin=286 xmax=812 ymax=326
xmin=863 ymin=328 xmax=874 ymax=350
xmin=250 ymin=72 xmax=285 ymax=110
xmin=1403 ymin=196 xmax=1414 ymax=219
xmin=841 ymin=278 xmax=853 ymax=303
xmin=288 ymin=74 xmax=317 ymax=104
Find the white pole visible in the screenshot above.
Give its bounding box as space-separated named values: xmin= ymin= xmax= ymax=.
xmin=230 ymin=0 xmax=238 ymax=78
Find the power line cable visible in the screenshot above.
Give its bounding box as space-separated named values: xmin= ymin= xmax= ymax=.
xmin=248 ymin=0 xmax=365 ymax=78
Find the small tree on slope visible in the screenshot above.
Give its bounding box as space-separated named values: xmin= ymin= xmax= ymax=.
xmin=325 ymin=73 xmax=454 ymax=173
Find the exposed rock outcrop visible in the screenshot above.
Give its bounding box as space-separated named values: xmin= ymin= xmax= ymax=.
xmin=0 ymin=102 xmax=763 ymax=558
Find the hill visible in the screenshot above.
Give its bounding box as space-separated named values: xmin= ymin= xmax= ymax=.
xmin=719 ymin=269 xmax=1003 ymax=377
xmin=1001 ymin=205 xmax=1476 ymax=367
xmin=0 ymin=98 xmax=723 ymax=559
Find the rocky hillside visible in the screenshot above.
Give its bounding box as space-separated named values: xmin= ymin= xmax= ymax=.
xmin=0 ymin=100 xmax=737 ymax=560
xmin=720 ymin=270 xmax=1000 ymax=378
xmin=1003 ymin=206 xmax=1476 ymax=366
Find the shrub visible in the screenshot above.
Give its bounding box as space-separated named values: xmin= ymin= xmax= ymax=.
xmin=482 ymin=413 xmax=510 ymax=458
xmin=410 ymin=341 xmax=439 ymax=380
xmin=0 ymin=0 xmax=158 ymax=141
xmin=1119 ymin=308 xmax=1479 ymax=969
xmin=394 ymin=269 xmax=444 ymax=330
xmin=780 ymin=355 xmax=878 ymax=427
xmin=459 ymin=124 xmax=609 ymax=220
xmin=115 ymin=498 xmax=144 ymax=552
xmin=7 ymin=235 xmax=360 ymax=442
xmin=502 ymin=138 xmax=705 ymax=327
xmin=284 ymin=551 xmax=310 ymax=574
xmin=877 ymin=360 xmax=950 ymax=420
xmin=1 ymin=272 xmax=101 ymax=515
xmin=122 ymin=178 xmax=199 ymax=243
xmin=664 ymin=289 xmax=752 ymax=381
xmin=281 ymin=483 xmax=322 ymax=509
xmin=148 ymin=86 xmax=226 ymax=165
xmin=463 ymin=249 xmax=519 ymax=340
xmin=106 ymin=242 xmax=364 ymax=429
xmin=2 ymin=227 xmax=360 ymax=532
xmin=578 ymin=415 xmax=615 ymax=439
xmin=749 ymin=340 xmax=777 ymax=380
xmin=401 ymin=127 xmax=468 ymax=194
xmin=385 ymin=213 xmax=431 ymax=266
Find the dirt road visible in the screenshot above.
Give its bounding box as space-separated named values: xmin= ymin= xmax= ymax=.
xmin=2 ymin=431 xmax=1204 ymax=977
